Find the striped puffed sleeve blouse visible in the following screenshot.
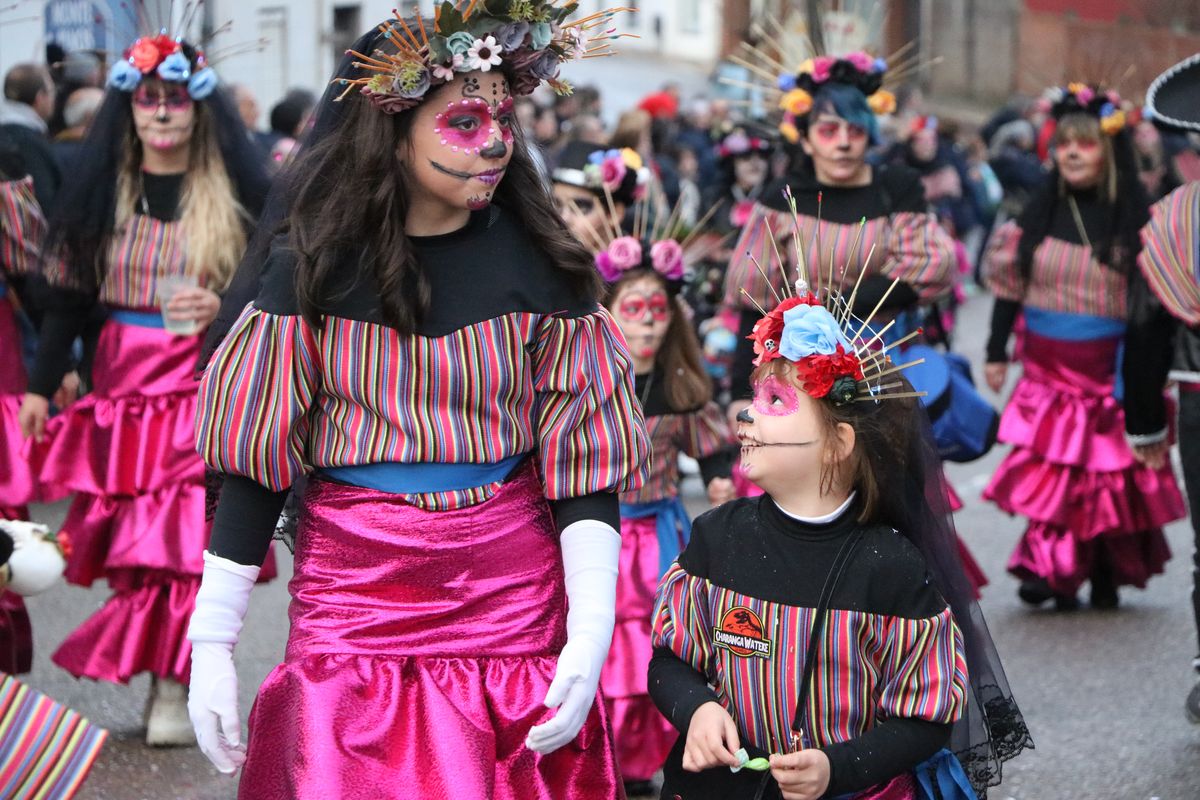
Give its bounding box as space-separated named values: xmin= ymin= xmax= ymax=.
xmin=649 ymin=497 xmax=968 ymax=797
xmin=198 ymin=207 xmax=650 ymax=507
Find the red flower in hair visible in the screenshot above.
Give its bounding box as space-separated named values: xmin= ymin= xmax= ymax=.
xmin=793 ymin=344 xmax=864 ymax=400
xmin=748 ymin=293 xmax=821 ymax=367
xmin=127 ymin=35 xmax=179 ymax=73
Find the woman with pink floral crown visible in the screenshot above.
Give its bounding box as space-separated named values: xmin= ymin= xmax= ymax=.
xmin=983 ymin=83 xmax=1184 ymax=610
xmin=18 ymin=31 xmax=270 ymax=744
xmin=190 ymin=8 xmax=650 ymax=797
xmin=566 ymin=176 xmax=737 ymax=794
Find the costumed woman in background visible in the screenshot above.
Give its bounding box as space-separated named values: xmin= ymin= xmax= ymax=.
xmin=189 ymin=8 xmax=649 ymax=797
xmin=17 ymin=32 xmax=270 ymax=744
xmin=1121 ymin=53 xmax=1200 ymax=719
xmin=983 ymin=83 xmax=1183 ymax=611
xmin=578 ymin=181 xmax=736 ymax=795
xmin=551 ymin=139 xmax=642 ymax=246
xmin=649 ymin=266 xmax=1030 ymax=799
xmin=0 ymin=156 xmax=47 ymax=676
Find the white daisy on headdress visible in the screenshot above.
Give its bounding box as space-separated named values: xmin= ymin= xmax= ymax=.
xmin=466 ymin=36 xmax=503 ymax=72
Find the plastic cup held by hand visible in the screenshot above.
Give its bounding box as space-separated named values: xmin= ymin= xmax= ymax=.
xmin=157 ymin=274 xmax=199 ymax=336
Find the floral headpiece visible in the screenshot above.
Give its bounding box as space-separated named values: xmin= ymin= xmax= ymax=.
xmin=716 ymin=129 xmax=773 ymax=160
xmin=580 ymin=178 xmax=728 ymax=293
xmin=1042 ymin=83 xmax=1128 ymax=137
xmin=775 ymin=52 xmax=895 ymax=143
xmin=743 ymin=188 xmax=925 ymax=406
xmin=583 ymin=148 xmax=647 ymax=197
xmin=336 ymin=2 xmax=633 ymax=114
xmin=106 ymin=33 xmax=219 ymax=101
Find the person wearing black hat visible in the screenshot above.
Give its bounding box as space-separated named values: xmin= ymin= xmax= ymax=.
xmin=550 ymin=139 xmax=643 ymax=245
xmin=1121 ymin=53 xmax=1200 ymax=722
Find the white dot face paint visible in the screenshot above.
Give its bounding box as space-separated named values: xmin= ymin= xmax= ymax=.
xmin=405 ymin=70 xmax=515 ymax=212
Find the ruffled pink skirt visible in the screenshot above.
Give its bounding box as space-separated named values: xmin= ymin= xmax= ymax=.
xmin=240 ymin=464 xmax=622 ymax=799
xmin=0 ymin=296 xmax=34 ymax=514
xmin=28 ymin=317 xmax=272 ymax=684
xmin=984 ymin=331 xmax=1183 ymax=594
xmin=601 ymin=514 xmax=676 ymax=782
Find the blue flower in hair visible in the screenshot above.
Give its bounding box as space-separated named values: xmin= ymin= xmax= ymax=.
xmin=107 ymin=60 xmax=143 ymax=92
xmin=1100 ymin=101 xmax=1115 ymax=118
xmin=187 ymin=67 xmax=219 ymax=100
xmin=777 ymin=73 xmax=797 ymax=91
xmin=587 ymin=148 xmax=619 ymax=165
xmin=157 ymin=52 xmax=192 ymax=83
xmin=529 ymin=21 xmax=553 ymax=50
xmin=873 ymin=57 xmax=888 ymax=73
xmin=779 ymin=303 xmax=852 ymax=361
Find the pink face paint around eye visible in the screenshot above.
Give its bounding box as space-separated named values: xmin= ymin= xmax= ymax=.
xmin=434 ymin=97 xmax=515 ymax=154
xmin=752 ymin=374 xmax=801 ymax=417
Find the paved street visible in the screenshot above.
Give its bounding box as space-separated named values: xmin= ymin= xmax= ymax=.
xmin=16 ymin=290 xmax=1200 ymax=799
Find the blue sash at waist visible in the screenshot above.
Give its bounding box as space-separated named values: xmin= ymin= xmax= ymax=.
xmin=829 ymin=748 xmax=977 ymax=800
xmin=109 ymin=309 xmax=166 ymax=328
xmin=621 ymin=496 xmax=692 ymax=577
xmin=320 ymin=452 xmax=527 ymax=494
xmin=1023 ymin=306 xmax=1125 ymax=341
xmin=1023 ymin=307 xmax=1127 ymax=399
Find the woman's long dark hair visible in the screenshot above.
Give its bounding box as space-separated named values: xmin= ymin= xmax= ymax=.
xmin=1015 ymin=113 xmax=1148 ymax=277
xmin=277 ymin=18 xmax=598 ymax=334
xmin=43 ymin=44 xmax=269 ymax=293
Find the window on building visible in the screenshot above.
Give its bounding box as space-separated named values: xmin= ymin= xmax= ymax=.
xmin=679 ymin=0 xmax=701 ymax=34
xmin=332 ymin=5 xmax=362 ymax=64
xmin=257 ymin=6 xmax=288 ymax=108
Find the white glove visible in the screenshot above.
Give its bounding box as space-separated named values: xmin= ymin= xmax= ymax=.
xmin=186 ymin=551 xmax=258 ymax=774
xmin=0 ymin=521 xmax=65 ymax=596
xmin=525 ymin=520 xmax=620 ymax=754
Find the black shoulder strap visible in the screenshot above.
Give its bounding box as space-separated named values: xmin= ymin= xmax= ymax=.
xmin=791 ymin=527 xmax=866 ymax=736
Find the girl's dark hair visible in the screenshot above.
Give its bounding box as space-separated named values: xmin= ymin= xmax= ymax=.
xmin=284 ymin=18 xmax=599 ymax=333
xmin=606 ymin=268 xmax=711 ymax=411
xmin=1015 ymin=112 xmax=1148 ymax=277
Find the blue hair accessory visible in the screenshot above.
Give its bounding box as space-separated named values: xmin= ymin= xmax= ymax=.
xmin=187 ymin=67 xmax=219 ymax=100
xmin=107 ymin=60 xmax=143 ymax=92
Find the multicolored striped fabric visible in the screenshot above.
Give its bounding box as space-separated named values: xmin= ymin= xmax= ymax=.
xmin=1138 ymin=181 xmax=1200 ymax=325
xmin=984 ymin=221 xmax=1128 ymax=320
xmin=0 ymin=177 xmax=44 ymax=279
xmin=0 ymin=674 xmax=107 ymax=799
xmin=198 ymin=305 xmax=651 ymax=510
xmin=622 ymin=402 xmax=732 ymax=505
xmin=723 ymin=207 xmax=955 ymax=310
xmin=652 ymin=564 xmax=968 ymax=754
xmin=41 ymin=215 xmax=195 ymax=307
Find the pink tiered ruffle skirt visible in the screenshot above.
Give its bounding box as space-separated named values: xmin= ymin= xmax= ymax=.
xmin=28 ymin=317 xmax=272 ymax=684
xmin=601 ymin=514 xmax=676 ymax=782
xmin=239 ymin=464 xmax=622 ymax=799
xmin=984 ymin=331 xmax=1183 ymax=594
xmin=0 ymin=296 xmax=35 ymax=516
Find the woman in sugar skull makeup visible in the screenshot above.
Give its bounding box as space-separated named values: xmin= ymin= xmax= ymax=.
xmin=191 ymin=8 xmax=650 ymax=798
xmin=16 ymin=32 xmax=270 ymax=746
xmin=982 ymin=84 xmax=1184 ymax=611
xmin=574 ymin=193 xmax=737 ymax=795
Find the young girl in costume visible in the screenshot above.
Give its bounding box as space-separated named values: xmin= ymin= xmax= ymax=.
xmin=189 ymin=9 xmax=649 ymax=798
xmin=552 ymin=139 xmax=643 ymax=245
xmin=983 ymin=84 xmax=1184 ymax=610
xmin=650 ymin=271 xmax=1030 ymax=798
xmin=18 ymin=33 xmax=270 ymax=744
xmin=576 ymin=185 xmax=737 ymax=794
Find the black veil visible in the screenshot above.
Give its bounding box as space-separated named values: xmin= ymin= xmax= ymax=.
xmin=872 ymin=391 xmax=1034 ymax=795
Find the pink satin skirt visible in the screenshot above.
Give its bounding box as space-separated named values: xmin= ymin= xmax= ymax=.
xmin=0 ymin=296 xmax=34 ymax=514
xmin=29 ymin=317 xmax=273 ymax=684
xmin=240 ymin=464 xmax=623 ymax=799
xmin=601 ymin=514 xmax=676 ymax=782
xmin=984 ymin=331 xmax=1183 ymax=594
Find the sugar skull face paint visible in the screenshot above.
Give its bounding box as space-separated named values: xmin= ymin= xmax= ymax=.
xmin=609 ymin=275 xmax=671 ymax=368
xmin=751 ymin=374 xmax=801 ymax=417
xmin=404 ymin=71 xmax=515 ymax=213
xmin=802 ymin=112 xmax=870 ymax=187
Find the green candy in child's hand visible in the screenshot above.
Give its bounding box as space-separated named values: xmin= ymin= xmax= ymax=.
xmin=729 ymin=748 xmax=771 ymax=773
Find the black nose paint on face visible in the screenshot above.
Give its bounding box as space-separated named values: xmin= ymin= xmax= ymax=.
xmin=736 ymin=407 xmax=754 ymax=425
xmin=480 ymin=138 xmax=508 ymax=159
